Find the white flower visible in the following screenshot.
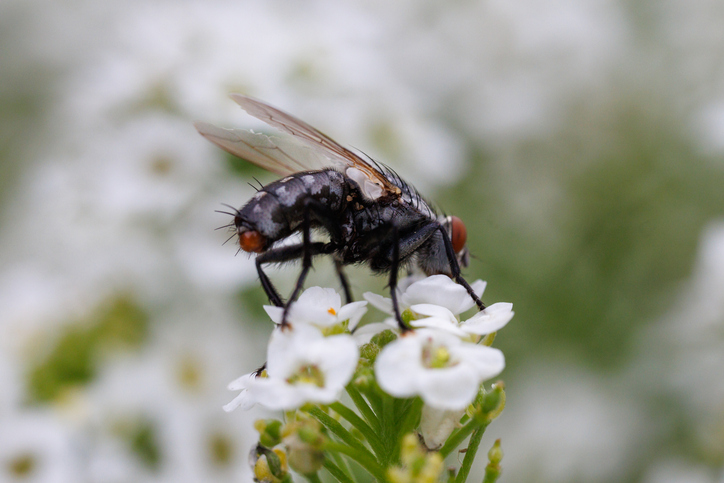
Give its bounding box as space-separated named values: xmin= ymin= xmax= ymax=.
xmin=363 ymin=275 xmax=513 ymax=339
xmin=224 ymin=325 xmax=359 ymax=411
xmin=460 ymin=303 xmax=515 ymax=337
xmin=264 ymin=287 xmax=367 ymax=331
xmin=364 ymin=274 xmax=486 ymax=318
xmin=375 ymin=329 xmax=504 ymax=410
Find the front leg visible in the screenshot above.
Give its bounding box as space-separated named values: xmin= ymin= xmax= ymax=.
xmin=263 ymin=198 xmax=341 ymax=328
xmin=255 ymin=241 xmax=331 ymax=308
xmin=334 ymin=257 xmax=353 ymax=304
xmin=436 ymin=224 xmax=486 ymax=311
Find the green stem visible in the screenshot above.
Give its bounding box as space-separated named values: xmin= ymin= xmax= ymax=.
xmin=328 ymin=450 xmax=355 ymax=482
xmin=347 ymin=385 xmax=380 ymax=432
xmin=304 ymin=472 xmax=323 ymax=483
xmin=455 ymin=426 xmax=484 ymax=483
xmin=440 ymin=419 xmax=489 ymax=458
xmin=330 ymin=402 xmax=385 ymax=457
xmin=324 ymin=441 xmax=387 ymax=482
xmin=396 ymin=397 xmax=423 ymax=437
xmin=323 ymin=459 xmax=356 ymax=483
xmin=482 ymin=466 xmax=502 ymax=483
xmin=364 ymin=388 xmax=386 ymax=425
xmin=307 ymin=406 xmax=370 ymax=455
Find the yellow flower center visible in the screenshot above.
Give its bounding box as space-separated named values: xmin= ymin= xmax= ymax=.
xmin=422 ymin=344 xmax=455 ymax=369
xmin=287 ymin=365 xmax=325 ymax=387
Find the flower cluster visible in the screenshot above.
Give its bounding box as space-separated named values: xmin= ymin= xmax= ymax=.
xmin=224 ymin=275 xmax=513 ymax=482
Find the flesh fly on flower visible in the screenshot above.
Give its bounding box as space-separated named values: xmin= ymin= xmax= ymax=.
xmin=196 ymin=95 xmax=484 ymax=329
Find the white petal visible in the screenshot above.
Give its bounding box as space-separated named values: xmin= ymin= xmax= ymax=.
xmin=224 ymin=374 xmax=263 ymax=411
xmin=263 ymin=302 xmax=337 ymax=328
xmin=263 ymin=303 xmax=333 ymax=327
xmin=455 ymin=345 xmax=505 ymax=381
xmin=352 ymin=322 xmax=393 ymax=345
xmin=227 ymin=373 xmax=254 ymax=391
xmin=471 ymin=280 xmax=487 ymax=299
xmin=418 ymin=364 xmax=480 ymax=409
xmin=409 ymin=316 xmax=467 ymax=337
xmin=290 ymin=302 xmax=337 ymax=327
xmin=375 ymin=334 xmax=425 ymax=398
xmin=409 ymin=304 xmax=458 ymax=323
xmin=247 ymin=377 xmax=306 ymax=410
xmin=263 ymin=305 xmax=283 ymax=325
xmin=315 ymin=335 xmax=359 ymax=386
xmin=453 ymin=279 xmax=488 ymax=314
xmin=223 ymin=391 xmax=251 ymax=412
xmin=297 ymin=286 xmax=341 ymax=312
xmin=397 ymin=274 xmax=427 ymax=292
xmin=401 ymin=275 xmax=475 ymax=315
xmin=337 ymin=300 xmax=368 ymax=329
xmin=363 ymin=292 xmax=393 ymax=314
xmin=266 ymin=325 xmax=323 ymax=377
xmin=420 ymin=405 xmax=466 ymax=450
xmin=462 ymin=303 xmax=514 ymax=336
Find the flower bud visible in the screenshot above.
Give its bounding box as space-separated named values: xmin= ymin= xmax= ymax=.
xmin=488 ymin=439 xmax=503 ymax=465
xmin=470 ymin=382 xmax=505 ymax=423
xmin=283 ymin=419 xmax=325 ymax=475
xmin=370 ymin=329 xmax=397 ymax=348
xmin=352 ymin=366 xmax=375 ymax=391
xmin=388 ymin=434 xmax=444 ymax=483
xmin=359 ymin=342 xmax=380 ymax=362
xmin=420 ymin=405 xmax=465 ymax=450
xmin=249 ymin=444 xmax=289 ymax=483
xmin=483 ymin=439 xmax=503 ymax=483
xmin=255 ymin=419 xmax=283 ymax=448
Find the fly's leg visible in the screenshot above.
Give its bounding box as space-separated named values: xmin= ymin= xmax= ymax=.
xmin=334 ymin=258 xmax=353 ymax=304
xmin=436 ymin=224 xmax=486 ymax=311
xmin=280 ymin=203 xmax=314 ymax=327
xmin=256 ymin=241 xmax=333 ymax=307
xmin=278 ymin=198 xmax=338 ymax=328
xmin=255 ymin=198 xmax=339 ymax=324
xmin=388 ymin=225 xmax=410 ymax=332
xmin=256 ymin=257 xmax=283 ymax=307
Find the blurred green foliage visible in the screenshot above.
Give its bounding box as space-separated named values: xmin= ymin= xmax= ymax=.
xmin=224 ymin=150 xmax=274 ymax=180
xmin=445 ymin=101 xmax=724 ymax=370
xmin=112 ymin=417 xmax=163 ymax=471
xmin=27 ymin=296 xmax=149 ymax=403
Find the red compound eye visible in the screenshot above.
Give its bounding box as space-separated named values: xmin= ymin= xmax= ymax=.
xmin=239 ymin=230 xmax=266 ymax=253
xmin=450 ymin=216 xmax=467 ymax=253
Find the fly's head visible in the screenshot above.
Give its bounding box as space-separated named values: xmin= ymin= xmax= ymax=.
xmin=235 ymin=218 xmax=267 ymax=253
xmin=446 ymin=215 xmax=469 ymax=268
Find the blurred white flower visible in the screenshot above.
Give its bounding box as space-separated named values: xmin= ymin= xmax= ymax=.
xmin=264 ymin=286 xmax=367 ymax=331
xmin=82 ymin=309 xmax=257 ymax=483
xmin=0 ymin=412 xmax=80 ymax=483
xmin=224 ymin=324 xmax=358 ymax=411
xmin=375 ymin=328 xmax=504 ymax=410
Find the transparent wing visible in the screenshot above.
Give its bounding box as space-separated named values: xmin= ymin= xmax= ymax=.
xmin=194 ymin=121 xmax=333 ymax=176
xmin=197 ymin=94 xmax=401 ymax=199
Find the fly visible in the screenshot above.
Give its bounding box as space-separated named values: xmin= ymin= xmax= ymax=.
xmin=195 ymin=95 xmax=484 ymax=330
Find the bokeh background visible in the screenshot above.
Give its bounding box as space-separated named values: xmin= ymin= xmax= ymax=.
xmin=2 ymin=0 xmax=724 ymax=482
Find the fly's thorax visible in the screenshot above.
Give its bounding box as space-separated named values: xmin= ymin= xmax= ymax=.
xmin=415 ymin=229 xmax=452 ymax=276
xmin=415 ymin=215 xmax=469 ymax=275
xmin=234 ymin=169 xmax=349 ymax=251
